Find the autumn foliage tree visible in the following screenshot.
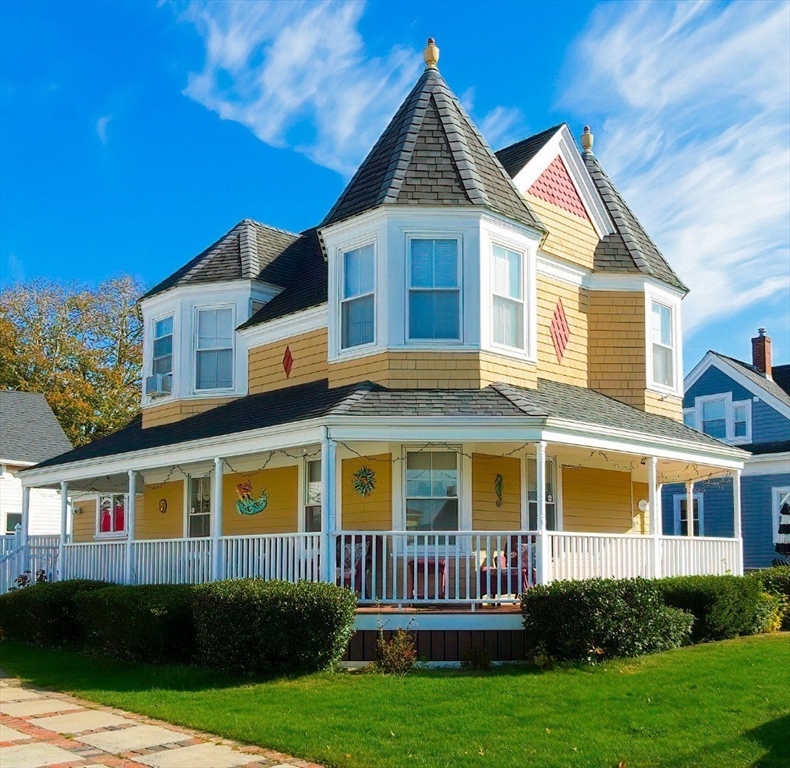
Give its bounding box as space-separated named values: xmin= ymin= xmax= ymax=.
xmin=0 ymin=277 xmax=143 ymax=446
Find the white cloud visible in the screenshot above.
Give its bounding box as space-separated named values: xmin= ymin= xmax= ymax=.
xmin=96 ymin=115 xmax=112 ymax=145
xmin=560 ymin=1 xmax=790 ymax=339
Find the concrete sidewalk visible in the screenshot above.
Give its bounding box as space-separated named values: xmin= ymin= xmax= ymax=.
xmin=0 ymin=673 xmax=321 ymax=768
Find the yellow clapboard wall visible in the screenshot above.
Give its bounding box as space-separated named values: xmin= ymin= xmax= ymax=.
xmin=222 ymin=466 xmax=299 ymax=535
xmin=471 ymin=454 xmax=521 ymax=530
xmin=71 ymin=499 xmax=97 ymax=542
xmin=341 ymin=455 xmax=392 ymax=530
xmin=137 ymin=481 xmax=184 ymax=539
xmin=562 ymin=467 xmax=634 ymax=533
xmin=632 ymin=481 xmax=650 ymax=535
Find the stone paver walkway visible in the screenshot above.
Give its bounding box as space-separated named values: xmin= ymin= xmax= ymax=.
xmin=0 ymin=672 xmax=321 ymax=768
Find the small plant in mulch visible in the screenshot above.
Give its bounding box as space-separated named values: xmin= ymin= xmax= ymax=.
xmin=460 ymin=643 xmax=491 ymax=671
xmin=373 ymin=628 xmax=417 ymax=677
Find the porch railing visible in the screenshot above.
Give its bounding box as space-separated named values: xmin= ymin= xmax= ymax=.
xmin=547 ymin=531 xmax=653 ymax=581
xmin=221 ymin=533 xmax=321 ymax=582
xmin=660 ymin=536 xmax=739 ymax=577
xmin=132 ymin=538 xmax=213 ymax=585
xmin=332 ymin=531 xmax=538 ymax=605
xmin=63 ymin=541 xmax=126 ymax=583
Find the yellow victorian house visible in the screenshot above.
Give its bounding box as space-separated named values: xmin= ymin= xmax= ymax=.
xmin=12 ymin=41 xmax=746 ymax=660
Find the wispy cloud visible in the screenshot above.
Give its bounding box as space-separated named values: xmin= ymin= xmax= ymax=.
xmin=96 ymin=115 xmax=112 ymax=145
xmin=560 ymin=1 xmax=790 ymax=338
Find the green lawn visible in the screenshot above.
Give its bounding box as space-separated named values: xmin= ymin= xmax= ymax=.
xmin=1 ymin=635 xmax=788 ymax=768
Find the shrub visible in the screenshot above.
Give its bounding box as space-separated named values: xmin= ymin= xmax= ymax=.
xmin=460 ymin=643 xmax=491 ymax=671
xmin=0 ymin=579 xmax=110 ymax=647
xmin=656 ymin=575 xmax=764 ymax=642
xmin=193 ymin=579 xmax=356 ymax=676
xmin=76 ymin=585 xmax=196 ymax=663
xmin=374 ymin=628 xmax=417 ymax=677
xmin=748 ymin=566 xmax=790 ymax=630
xmin=749 ymin=591 xmax=786 ymax=634
xmin=521 ymin=578 xmax=693 ymax=663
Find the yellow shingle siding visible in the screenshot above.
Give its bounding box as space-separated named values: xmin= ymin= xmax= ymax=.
xmin=221 ymin=466 xmax=299 ymax=535
xmin=248 ymin=328 xmax=329 ymax=394
xmin=341 ymin=455 xmax=392 ymax=530
xmin=142 ymin=398 xmax=236 ymax=428
xmin=562 ymin=467 xmax=634 ymax=534
xmin=526 ymin=194 xmax=598 ymax=270
xmin=471 ymin=454 xmax=521 ymax=530
xmin=644 ymin=390 xmax=683 ymax=420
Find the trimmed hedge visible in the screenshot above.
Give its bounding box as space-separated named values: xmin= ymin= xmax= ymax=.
xmin=748 ymin=566 xmax=790 ymax=630
xmin=521 ymin=578 xmax=693 ymax=663
xmin=193 ymin=579 xmax=357 ymax=675
xmin=656 ymin=575 xmax=764 ymax=642
xmin=76 ymin=585 xmax=196 ymax=663
xmin=0 ymin=580 xmax=110 ymax=647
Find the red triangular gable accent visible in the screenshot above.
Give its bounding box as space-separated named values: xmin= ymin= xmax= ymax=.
xmin=528 ymin=155 xmax=589 ymax=220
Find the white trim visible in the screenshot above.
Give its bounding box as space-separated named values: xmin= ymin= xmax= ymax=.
xmin=672 ymin=492 xmax=704 ymax=536
xmin=354 ymin=611 xmax=523 ymax=631
xmin=338 ymin=238 xmax=378 ymax=353
xmin=684 ymin=352 xmax=790 ymax=420
xmin=239 ymin=305 xmax=327 ymax=346
xmin=645 ymin=285 xmax=683 ymax=397
xmin=193 ymin=304 xmax=236 ymax=394
xmin=772 ymin=486 xmax=790 ymax=544
xmin=140 ymin=279 xmax=280 ymax=313
xmin=686 ymin=392 xmax=753 ymax=445
xmin=742 ymin=453 xmax=790 ymax=476
xmin=95 ymin=492 xmax=128 ymax=539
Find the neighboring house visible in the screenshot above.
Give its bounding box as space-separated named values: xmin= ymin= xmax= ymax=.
xmin=662 ymin=330 xmax=790 ymax=569
xmin=0 ymin=391 xmax=72 ymax=540
xmin=16 ymin=42 xmax=748 ymax=658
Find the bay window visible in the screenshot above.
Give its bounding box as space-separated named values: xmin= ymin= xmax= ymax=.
xmin=409 ymin=238 xmax=460 ymax=340
xmin=405 ymin=451 xmax=459 ymax=532
xmin=152 ymin=316 xmax=173 ymax=377
xmin=651 ymin=301 xmax=675 ymax=388
xmin=341 ymin=244 xmax=375 ymax=349
xmin=196 ymin=308 xmax=233 ymax=390
xmin=492 ymin=244 xmax=524 ymax=349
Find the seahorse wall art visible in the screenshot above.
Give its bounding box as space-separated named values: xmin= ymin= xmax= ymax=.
xmin=235 ymin=480 xmax=269 ymax=516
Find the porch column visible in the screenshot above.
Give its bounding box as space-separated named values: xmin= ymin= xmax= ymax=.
xmin=648 ymin=457 xmax=661 ymax=578
xmin=58 ymin=481 xmax=68 ymax=582
xmin=20 ymin=485 xmax=31 ymax=574
xmin=211 ymin=457 xmax=224 ymax=581
xmin=125 ymin=470 xmax=137 ymax=585
xmin=732 ymin=470 xmax=743 ymax=575
xmin=320 ymin=428 xmax=337 ymax=583
xmin=685 ymin=482 xmax=695 ymax=537
xmin=535 ymin=440 xmax=550 ymax=584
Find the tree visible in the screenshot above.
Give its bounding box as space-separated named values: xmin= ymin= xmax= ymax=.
xmin=0 ymin=276 xmax=144 ymax=447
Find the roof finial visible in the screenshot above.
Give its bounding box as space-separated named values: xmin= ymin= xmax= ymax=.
xmin=581 ymin=125 xmax=594 ymax=152
xmin=424 ymin=37 xmax=440 ymax=69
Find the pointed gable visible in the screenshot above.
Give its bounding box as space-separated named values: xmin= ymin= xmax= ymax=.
xmin=321 ymin=68 xmax=542 ymax=231
xmin=528 ymin=155 xmax=589 ymax=220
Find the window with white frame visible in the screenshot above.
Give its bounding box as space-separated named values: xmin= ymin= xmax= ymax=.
xmin=732 ymin=401 xmax=749 ymax=439
xmin=188 ymin=476 xmax=211 ymax=538
xmin=409 ymin=238 xmax=460 ymax=340
xmin=687 ymin=395 xmax=752 ymax=443
xmin=492 ymin=244 xmax=524 ymax=349
xmin=674 ymin=494 xmax=703 ymax=536
xmin=341 ymin=244 xmax=375 ymax=349
xmin=405 ymin=451 xmax=459 ymax=532
xmin=98 ymin=494 xmax=126 ymax=536
xmin=195 ymin=308 xmax=233 ymax=390
xmin=773 ymin=487 xmax=790 ymax=545
xmin=701 ymin=396 xmax=727 ymax=439
xmin=651 ymin=301 xmax=674 ymax=388
xmin=152 ymin=316 xmax=173 ymax=377
xmin=304 ymin=459 xmax=322 ymax=533
xmin=527 ymin=457 xmax=557 ymax=530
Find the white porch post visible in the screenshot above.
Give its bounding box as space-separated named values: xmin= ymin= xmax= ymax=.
xmin=20 ymin=485 xmax=31 ymax=574
xmin=211 ymin=457 xmax=224 ymax=581
xmin=125 ymin=470 xmax=137 ymax=585
xmin=535 ymin=441 xmax=550 ymax=584
xmin=685 ymin=481 xmax=695 ymax=537
xmin=320 ymin=428 xmax=337 ymax=584
xmin=648 ymin=457 xmax=661 ymax=578
xmin=732 ymin=470 xmax=743 ymax=575
xmin=58 ymin=481 xmax=68 ymax=582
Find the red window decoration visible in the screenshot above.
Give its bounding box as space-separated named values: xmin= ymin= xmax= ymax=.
xmin=99 ymin=494 xmax=125 ymax=534
xmin=282 ymin=345 xmax=294 ymax=378
xmin=550 ymin=300 xmax=570 ymax=362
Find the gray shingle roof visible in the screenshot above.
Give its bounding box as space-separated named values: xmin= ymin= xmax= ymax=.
xmin=713 ymin=353 xmax=790 ymax=409
xmin=771 ymin=364 xmax=790 ymax=398
xmin=321 ymin=67 xmax=543 ymax=232
xmin=142 ymin=220 xmax=300 ymax=301
xmin=494 ymin=124 xmax=564 ymax=178
xmin=581 ymin=151 xmax=687 ymax=292
xmin=0 ymin=391 xmax=72 ymax=464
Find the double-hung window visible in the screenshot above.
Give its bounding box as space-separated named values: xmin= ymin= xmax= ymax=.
xmin=651 ymin=301 xmax=674 ymax=388
xmin=196 ymin=308 xmax=233 ymax=390
xmin=732 ymin=402 xmax=749 ymax=439
xmin=492 ymin=244 xmax=524 ymax=349
xmin=405 ymin=451 xmax=459 ymax=533
xmin=304 ymin=459 xmax=322 ymax=533
xmin=98 ymin=494 xmax=126 ymax=536
xmin=527 ymin=457 xmax=557 ymax=530
xmin=409 ymin=239 xmax=460 ymax=340
xmin=674 ymin=495 xmax=703 ymax=536
xmin=701 ymin=397 xmax=727 ymax=439
xmin=341 ymin=244 xmax=375 ymax=349
xmin=188 ymin=476 xmax=211 ymax=538
xmin=152 ymin=316 xmax=173 ymax=378
xmin=692 ymin=395 xmax=751 ymax=442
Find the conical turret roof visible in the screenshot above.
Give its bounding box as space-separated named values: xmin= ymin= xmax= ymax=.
xmin=321 ymin=67 xmax=543 ymax=231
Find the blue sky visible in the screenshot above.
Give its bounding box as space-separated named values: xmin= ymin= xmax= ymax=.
xmin=1 ymin=0 xmax=788 ymax=372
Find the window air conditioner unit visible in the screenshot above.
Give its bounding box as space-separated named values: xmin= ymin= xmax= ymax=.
xmin=145 ymin=373 xmax=172 ymax=396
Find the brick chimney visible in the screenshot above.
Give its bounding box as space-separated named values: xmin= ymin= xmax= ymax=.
xmin=752 ymin=328 xmax=772 ymax=378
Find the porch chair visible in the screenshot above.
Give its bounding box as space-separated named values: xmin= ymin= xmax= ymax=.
xmin=478 ymin=535 xmax=536 ymax=599
xmin=336 ymin=536 xmax=373 ymax=598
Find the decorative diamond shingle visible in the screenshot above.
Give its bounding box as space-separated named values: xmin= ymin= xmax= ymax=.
xmin=549 ymin=300 xmax=570 ymax=362
xmin=282 ymin=346 xmax=294 ymax=378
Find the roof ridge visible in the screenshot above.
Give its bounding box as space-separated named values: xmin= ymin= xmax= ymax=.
xmin=241 ymin=218 xmax=300 ymax=238
xmin=238 ymin=221 xmax=256 ymax=277
xmin=488 ymin=382 xmax=547 ymax=417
